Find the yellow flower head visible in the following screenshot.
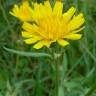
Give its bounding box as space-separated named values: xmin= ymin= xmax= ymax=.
xmin=11 ymin=1 xmax=85 ymax=49
xmin=10 ymin=1 xmax=32 ymax=21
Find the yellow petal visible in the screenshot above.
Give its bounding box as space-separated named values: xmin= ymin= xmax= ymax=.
xmin=64 ymin=34 xmax=82 ymax=40
xmin=10 ymin=5 xmax=19 ymax=17
xmin=22 ymin=22 xmax=38 ymax=32
xmin=63 ymin=7 xmax=76 ymax=23
xmin=33 ymin=40 xmax=45 ymax=49
xmin=24 ymin=37 xmax=41 ymax=44
xmin=72 ymin=26 xmax=85 ymax=33
xmin=22 ymin=31 xmax=33 ymax=38
xmin=33 ymin=40 xmax=51 ymax=49
xmin=20 ymin=1 xmax=29 ymax=10
xmin=44 ymin=1 xmax=52 ymax=14
xmin=44 ymin=41 xmax=52 ymax=48
xmin=14 ymin=5 xmax=19 ymax=12
xmin=57 ymin=39 xmax=69 ymax=46
xmin=53 ymin=1 xmax=63 ymax=16
xmin=10 ymin=1 xmax=32 ymax=21
xmin=68 ymin=13 xmax=85 ymax=31
xmin=34 ymin=3 xmax=40 ymax=11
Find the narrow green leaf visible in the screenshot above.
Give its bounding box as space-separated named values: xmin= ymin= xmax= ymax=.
xmin=59 ymin=85 xmax=65 ymax=96
xmin=64 ymin=81 xmax=81 ymax=89
xmin=3 ymin=47 xmax=52 ymax=58
xmin=62 ymin=52 xmax=68 ymax=75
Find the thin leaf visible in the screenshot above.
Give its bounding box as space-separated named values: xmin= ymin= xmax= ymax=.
xmin=59 ymin=85 xmax=65 ymax=96
xmin=3 ymin=47 xmax=52 ymax=58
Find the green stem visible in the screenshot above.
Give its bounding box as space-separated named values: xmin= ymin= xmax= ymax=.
xmin=55 ymin=55 xmax=59 ymax=96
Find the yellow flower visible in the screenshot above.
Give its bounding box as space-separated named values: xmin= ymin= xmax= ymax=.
xmin=21 ymin=1 xmax=85 ymax=49
xmin=10 ymin=1 xmax=32 ymax=21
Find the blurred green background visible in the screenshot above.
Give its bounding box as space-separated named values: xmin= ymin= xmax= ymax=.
xmin=0 ymin=0 xmax=96 ymax=96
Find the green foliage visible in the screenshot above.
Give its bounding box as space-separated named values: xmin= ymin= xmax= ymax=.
xmin=0 ymin=0 xmax=96 ymax=96
xmin=3 ymin=47 xmax=52 ymax=58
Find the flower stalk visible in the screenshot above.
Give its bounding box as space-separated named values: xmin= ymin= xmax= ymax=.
xmin=54 ymin=53 xmax=61 ymax=96
xmin=55 ymin=57 xmax=59 ymax=96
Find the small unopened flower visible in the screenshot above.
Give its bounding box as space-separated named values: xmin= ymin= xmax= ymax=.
xmin=10 ymin=1 xmax=32 ymax=21
xmin=10 ymin=1 xmax=85 ymax=49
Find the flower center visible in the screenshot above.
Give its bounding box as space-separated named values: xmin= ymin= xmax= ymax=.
xmin=37 ymin=15 xmax=69 ymax=41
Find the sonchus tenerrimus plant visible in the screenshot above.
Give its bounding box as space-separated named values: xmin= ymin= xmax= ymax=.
xmin=10 ymin=0 xmax=85 ymax=96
